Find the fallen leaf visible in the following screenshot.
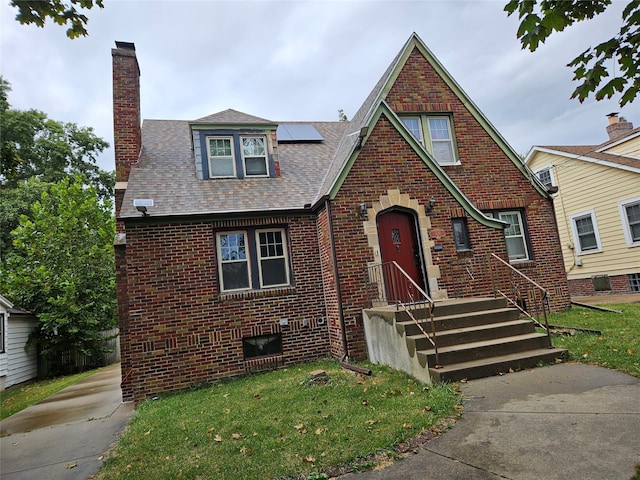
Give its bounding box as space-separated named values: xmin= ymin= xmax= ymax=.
xmin=583 ymin=353 xmax=589 ymax=358
xmin=240 ymin=446 xmax=253 ymax=455
xmin=302 ymin=456 xmax=316 ymax=463
xmin=231 ymin=433 xmax=242 ymax=440
xmin=294 ymin=424 xmax=307 ymax=434
xmin=315 ymin=427 xmax=325 ymax=435
xmin=224 ymin=408 xmax=231 ymax=414
xmin=455 ymin=405 xmax=464 ymax=411
xmin=365 ymin=419 xmax=378 ymax=425
xmin=423 ymin=405 xmax=432 ymax=412
xmin=361 ymin=399 xmax=368 ymax=406
xmin=144 ymin=430 xmax=151 ymax=435
xmin=66 ymin=462 xmax=78 ymax=469
xmin=254 ymin=394 xmax=261 ymax=400
xmin=598 ymin=336 xmax=605 ymax=341
xmin=223 ymin=393 xmax=230 ymax=398
xmin=177 ymin=471 xmax=182 ymax=478
xmin=628 ymin=349 xmax=634 ymax=355
xmin=214 ymin=434 xmax=223 ymax=442
xmin=403 ymin=423 xmax=413 ymax=429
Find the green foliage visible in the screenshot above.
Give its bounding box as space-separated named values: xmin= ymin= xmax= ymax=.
xmin=505 ymin=0 xmax=640 ymax=107
xmin=10 ymin=0 xmax=104 ymax=38
xmin=0 ymin=77 xmax=113 ymax=262
xmin=3 ymin=176 xmax=117 ymax=374
xmin=97 ymin=361 xmax=461 ymax=479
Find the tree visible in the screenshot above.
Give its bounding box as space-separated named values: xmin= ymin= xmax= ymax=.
xmin=10 ymin=0 xmax=104 ymax=39
xmin=0 ymin=77 xmax=114 ymax=261
xmin=3 ymin=176 xmax=117 ymax=374
xmin=505 ymin=0 xmax=640 ymax=107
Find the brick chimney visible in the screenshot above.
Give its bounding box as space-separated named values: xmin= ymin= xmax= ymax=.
xmin=112 ymin=41 xmax=141 ymax=220
xmin=606 ymin=113 xmax=633 ymax=140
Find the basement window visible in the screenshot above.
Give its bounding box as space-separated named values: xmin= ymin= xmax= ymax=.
xmin=243 ymin=333 xmax=282 ymax=359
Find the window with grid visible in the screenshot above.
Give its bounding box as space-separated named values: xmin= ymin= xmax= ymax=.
xmin=217 ymin=228 xmax=291 ymax=293
xmin=400 ymin=115 xmax=457 ymax=164
xmin=629 ymin=273 xmax=640 ymax=292
xmin=241 ymin=136 xmax=268 ymax=176
xmin=257 ymin=229 xmax=289 ymax=287
xmin=535 ymin=166 xmax=555 ymax=189
xmin=499 ymin=211 xmax=529 ymax=261
xmin=619 ymin=198 xmax=640 ymax=247
xmin=570 ymin=210 xmax=601 ymax=254
xmin=207 ymin=137 xmax=236 ymax=177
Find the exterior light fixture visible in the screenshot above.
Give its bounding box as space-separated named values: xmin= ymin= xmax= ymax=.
xmin=359 ymin=202 xmax=368 ymax=218
xmin=356 ymin=126 xmax=369 ymax=149
xmin=133 ymin=198 xmax=154 ymax=217
xmin=426 ymin=196 xmax=436 ymax=214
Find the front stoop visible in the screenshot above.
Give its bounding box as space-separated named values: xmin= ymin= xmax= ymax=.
xmin=364 ymin=297 xmax=567 ymax=383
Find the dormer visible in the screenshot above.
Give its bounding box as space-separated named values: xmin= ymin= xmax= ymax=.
xmin=190 ymin=109 xmax=280 ymax=179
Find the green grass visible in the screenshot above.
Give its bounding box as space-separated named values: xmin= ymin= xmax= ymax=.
xmin=97 ymin=360 xmax=461 ymax=480
xmin=1 ymin=367 xmax=102 ymax=420
xmin=547 ymin=303 xmax=640 ymax=377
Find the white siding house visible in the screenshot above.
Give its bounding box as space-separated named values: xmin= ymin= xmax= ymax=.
xmin=0 ymin=295 xmax=38 ymax=391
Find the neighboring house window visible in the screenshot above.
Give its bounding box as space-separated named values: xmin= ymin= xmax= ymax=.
xmin=0 ymin=313 xmax=5 ymax=354
xmin=570 ymin=210 xmax=602 ymax=254
xmin=401 ymin=115 xmax=457 ymax=164
xmin=242 ymin=136 xmax=268 ymax=177
xmin=207 ymin=137 xmax=236 ymax=178
xmin=619 ymin=197 xmax=640 ymax=247
xmin=629 ymin=273 xmax=640 ymax=292
xmin=243 ymin=333 xmax=282 ymax=359
xmin=534 ymin=165 xmax=555 ymax=189
xmin=452 ymin=218 xmax=471 ymax=251
xmin=216 ymin=228 xmax=291 ymax=293
xmin=500 ymin=211 xmax=529 ymax=261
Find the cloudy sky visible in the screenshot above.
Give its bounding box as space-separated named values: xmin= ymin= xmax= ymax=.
xmin=1 ymin=0 xmax=637 ymax=172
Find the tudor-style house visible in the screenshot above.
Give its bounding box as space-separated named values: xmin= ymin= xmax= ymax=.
xmin=113 ymin=34 xmax=569 ymax=402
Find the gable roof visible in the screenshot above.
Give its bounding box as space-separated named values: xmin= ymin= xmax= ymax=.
xmin=192 ymin=109 xmax=275 ymax=125
xmin=526 ymin=125 xmax=640 ymax=174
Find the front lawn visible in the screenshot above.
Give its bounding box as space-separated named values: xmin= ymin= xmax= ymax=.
xmin=548 ymin=303 xmax=639 ymax=377
xmin=97 ymin=360 xmax=461 ymax=480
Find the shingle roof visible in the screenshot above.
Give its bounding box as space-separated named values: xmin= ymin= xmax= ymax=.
xmin=119 ymin=119 xmax=349 ymax=218
xmin=192 ymin=109 xmax=274 ymax=125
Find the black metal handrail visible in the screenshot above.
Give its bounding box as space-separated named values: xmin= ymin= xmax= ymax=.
xmin=366 ymin=261 xmax=440 ymax=367
xmin=488 ymin=253 xmax=552 ymax=347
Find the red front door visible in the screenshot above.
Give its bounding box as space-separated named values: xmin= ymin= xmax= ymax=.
xmin=377 ymin=209 xmax=426 ymax=302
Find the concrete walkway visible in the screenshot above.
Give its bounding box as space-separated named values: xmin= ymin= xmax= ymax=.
xmin=1 ymin=363 xmax=133 ymax=480
xmin=343 ymin=363 xmax=640 ymax=480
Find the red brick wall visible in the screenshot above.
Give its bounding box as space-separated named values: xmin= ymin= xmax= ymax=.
xmin=386 ymin=47 xmax=570 ymax=311
xmin=122 ymin=215 xmax=330 ymax=402
xmin=569 ymin=275 xmax=633 ymax=297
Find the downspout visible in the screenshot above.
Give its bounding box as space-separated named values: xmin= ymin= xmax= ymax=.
xmin=325 ymin=198 xmax=349 ymax=360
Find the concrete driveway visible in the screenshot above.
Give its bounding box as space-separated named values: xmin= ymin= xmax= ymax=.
xmin=1 ymin=363 xmax=133 ymax=480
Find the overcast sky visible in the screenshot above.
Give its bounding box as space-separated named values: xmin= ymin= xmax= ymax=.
xmin=1 ymin=0 xmax=638 ymax=173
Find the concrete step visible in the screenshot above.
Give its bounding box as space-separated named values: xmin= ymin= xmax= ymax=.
xmin=394 ymin=297 xmax=508 ymax=323
xmin=396 ymin=307 xmax=520 ymax=337
xmin=428 ymin=348 xmax=568 ymax=382
xmin=406 ymin=319 xmax=536 ymax=353
xmin=417 ymin=332 xmax=551 ymax=367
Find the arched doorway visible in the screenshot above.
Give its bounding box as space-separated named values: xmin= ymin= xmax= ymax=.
xmin=376 ymin=209 xmax=427 ymax=301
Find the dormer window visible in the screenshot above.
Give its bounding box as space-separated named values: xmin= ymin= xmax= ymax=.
xmin=242 ymin=136 xmax=268 ymax=176
xmin=208 ymin=137 xmax=236 ymax=177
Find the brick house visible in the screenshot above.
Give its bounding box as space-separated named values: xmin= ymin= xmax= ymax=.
xmin=113 ymin=34 xmax=570 ymax=402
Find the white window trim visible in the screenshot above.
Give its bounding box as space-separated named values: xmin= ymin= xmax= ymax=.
xmin=217 ymin=231 xmax=251 ymax=292
xmin=618 ymin=196 xmax=640 ymax=247
xmin=569 ymin=209 xmax=602 ymax=255
xmin=207 ymin=136 xmax=237 ymax=178
xmin=255 ymin=228 xmax=290 ymax=288
xmin=426 ymin=116 xmax=458 ymax=165
xmin=498 ymin=210 xmax=530 ymax=262
xmin=240 ymin=135 xmax=269 ymax=178
xmin=533 ymin=164 xmax=556 ymax=189
xmin=401 ymin=116 xmax=424 ymax=145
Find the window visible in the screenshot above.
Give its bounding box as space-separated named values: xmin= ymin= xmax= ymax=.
xmin=0 ymin=313 xmax=4 ymax=354
xmin=534 ymin=165 xmax=555 ymax=189
xmin=243 ymin=334 xmax=282 ymax=359
xmin=257 ymin=230 xmax=289 ymax=287
xmin=216 ymin=228 xmax=291 ymax=293
xmin=570 ymin=210 xmax=602 ymax=254
xmin=218 ymin=232 xmax=250 ymax=291
xmin=629 ymin=273 xmax=640 ymax=292
xmin=452 ymin=218 xmax=471 ymax=251
xmin=207 ymin=137 xmax=236 ymax=177
xmin=498 ymin=211 xmax=529 ymax=262
xmin=242 ymin=136 xmax=268 ymax=176
xmin=401 ymin=115 xmax=457 ymax=164
xmin=619 ymin=197 xmax=640 ymax=247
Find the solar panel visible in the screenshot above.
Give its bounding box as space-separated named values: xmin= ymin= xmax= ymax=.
xmin=277 ymin=124 xmax=324 ymax=142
